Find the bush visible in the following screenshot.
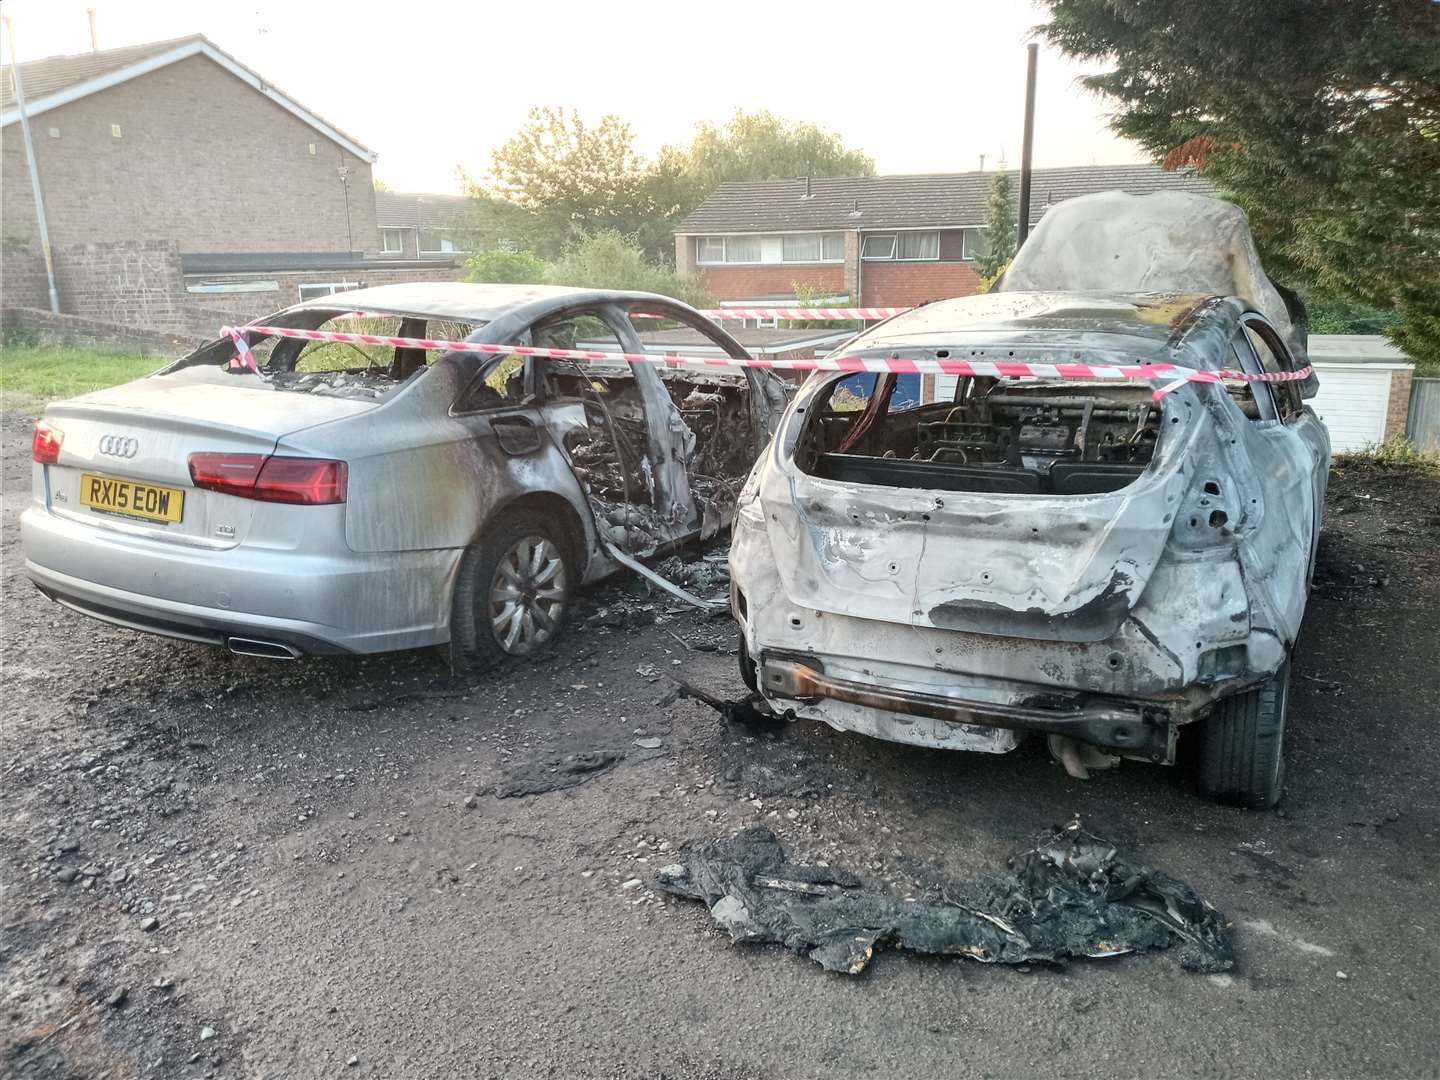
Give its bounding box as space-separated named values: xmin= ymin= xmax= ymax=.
xmin=465 ymin=248 xmax=546 ymax=284
xmin=545 ymin=231 xmax=712 ymax=309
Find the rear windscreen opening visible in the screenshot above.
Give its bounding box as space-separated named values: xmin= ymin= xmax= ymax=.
xmin=173 ymin=312 xmax=482 ymax=401
xmin=793 ymin=371 xmax=1163 ymax=495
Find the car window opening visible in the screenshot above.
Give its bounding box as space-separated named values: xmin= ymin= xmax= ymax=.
xmin=547 ymin=360 xmax=758 ymax=554
xmin=181 ymin=313 xmax=481 ymax=401
xmin=793 ymin=370 xmax=1164 ymax=495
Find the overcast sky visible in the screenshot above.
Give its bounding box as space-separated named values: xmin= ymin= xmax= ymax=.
xmin=2 ymin=0 xmax=1145 ymax=193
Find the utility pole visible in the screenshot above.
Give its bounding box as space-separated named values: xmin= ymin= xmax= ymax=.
xmin=3 ymin=15 xmax=62 ymax=314
xmin=1017 ymin=42 xmax=1038 ymax=250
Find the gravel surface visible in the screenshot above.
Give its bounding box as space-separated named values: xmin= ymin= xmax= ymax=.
xmin=3 ymin=409 xmax=1438 ymax=1079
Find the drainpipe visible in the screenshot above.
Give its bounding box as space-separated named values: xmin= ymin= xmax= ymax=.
xmin=3 ymin=15 xmax=62 ymax=314
xmin=336 ymin=153 xmax=354 ymax=252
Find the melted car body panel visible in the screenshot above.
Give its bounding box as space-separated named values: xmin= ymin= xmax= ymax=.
xmin=731 ymin=289 xmax=1329 ymax=758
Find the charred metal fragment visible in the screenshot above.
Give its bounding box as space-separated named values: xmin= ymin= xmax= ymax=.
xmin=669 ymin=676 xmax=779 ymax=727
xmin=656 ymin=820 xmax=1233 ymax=975
xmin=492 ymin=749 xmax=623 ymax=798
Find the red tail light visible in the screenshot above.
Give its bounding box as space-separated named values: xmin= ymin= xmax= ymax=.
xmin=32 ymin=421 xmax=64 ymax=464
xmin=188 ymin=453 xmax=347 ymax=504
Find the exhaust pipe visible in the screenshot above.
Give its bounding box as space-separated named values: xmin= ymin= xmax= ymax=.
xmin=226 ymin=636 xmax=300 ymax=660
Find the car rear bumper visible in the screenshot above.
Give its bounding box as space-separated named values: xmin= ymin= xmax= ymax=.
xmin=21 ymin=505 xmax=458 ymax=655
xmin=758 ymin=651 xmax=1175 ymax=761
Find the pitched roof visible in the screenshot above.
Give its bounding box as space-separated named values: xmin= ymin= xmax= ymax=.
xmin=677 ymin=164 xmax=1217 ymax=234
xmin=1 ymin=35 xmax=197 ymax=106
xmin=1 ymin=35 xmax=375 ymax=161
xmin=375 ymin=191 xmax=484 ymax=229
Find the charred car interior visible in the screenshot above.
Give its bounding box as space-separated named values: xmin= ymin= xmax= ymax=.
xmin=797 ymin=372 xmax=1162 ymax=496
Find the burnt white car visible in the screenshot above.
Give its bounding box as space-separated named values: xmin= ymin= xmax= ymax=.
xmin=23 ymin=284 xmax=783 ymax=671
xmin=731 ymin=194 xmax=1331 ymax=809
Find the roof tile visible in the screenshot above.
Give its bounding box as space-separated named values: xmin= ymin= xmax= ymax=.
xmin=677 ymin=165 xmax=1216 ymax=233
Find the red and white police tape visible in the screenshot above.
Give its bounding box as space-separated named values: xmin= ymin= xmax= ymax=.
xmin=222 ymin=324 xmax=1311 ymax=400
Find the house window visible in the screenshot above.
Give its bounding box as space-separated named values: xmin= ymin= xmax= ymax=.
xmin=725 ymin=236 xmax=762 ymax=263
xmin=418 ymin=229 xmax=456 ymax=254
xmin=895 ymin=231 xmax=940 ymax=260
xmin=298 ymin=282 xmax=361 ymax=301
xmin=960 ymin=227 xmax=988 ymax=262
xmin=697 ymin=233 xmax=844 ymax=265
xmin=381 ymin=228 xmax=405 ymax=254
xmin=696 ymin=236 xmax=761 ymax=264
xmin=780 ymin=233 xmax=844 ymax=263
xmin=782 ymin=234 xmax=822 ymax=263
xmin=861 ymin=234 xmax=896 ymax=260
xmin=697 ymin=237 xmax=725 ymax=263
xmin=863 ymin=232 xmax=941 ymax=261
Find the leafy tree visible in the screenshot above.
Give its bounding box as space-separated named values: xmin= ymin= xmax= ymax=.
xmin=477 ymin=107 xmax=656 ymax=258
xmin=475 ymin=107 xmax=875 ymax=267
xmin=974 ymin=171 xmax=1017 ymax=282
xmin=1303 ymin=293 xmax=1404 ymax=336
xmin=653 ymin=110 xmax=875 ymax=219
xmin=544 ymin=230 xmax=712 ymax=309
xmin=465 ymin=247 xmax=547 ymax=284
xmin=1033 ymin=0 xmax=1440 ymax=369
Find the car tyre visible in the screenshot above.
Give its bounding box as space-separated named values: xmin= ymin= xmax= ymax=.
xmin=738 ymin=636 xmax=758 ymax=693
xmin=1196 ymin=660 xmax=1290 ymax=809
xmin=448 ymin=511 xmax=574 ymax=675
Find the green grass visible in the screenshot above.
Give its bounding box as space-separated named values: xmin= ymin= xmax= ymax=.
xmin=0 ymin=345 xmax=162 ymax=410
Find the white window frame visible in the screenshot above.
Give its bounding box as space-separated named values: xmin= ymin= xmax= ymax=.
xmin=696 ymin=237 xmax=726 ymax=264
xmin=894 ymin=231 xmax=940 ymax=261
xmin=861 ymin=234 xmax=897 ymax=260
xmin=697 ymin=233 xmax=845 ymax=266
xmin=960 ymin=227 xmax=987 ymax=262
xmin=298 ymin=281 xmax=360 ymax=301
xmin=380 ymin=228 xmax=405 ymax=254
xmin=418 ymin=228 xmax=456 ymax=255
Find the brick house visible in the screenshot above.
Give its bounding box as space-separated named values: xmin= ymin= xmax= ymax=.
xmin=675 ymin=165 xmax=1215 ymax=311
xmin=375 ymin=191 xmax=490 ymax=261
xmin=1 ymin=35 xmax=465 ymax=337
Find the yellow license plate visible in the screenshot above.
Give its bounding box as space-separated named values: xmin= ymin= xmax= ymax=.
xmin=79 ymin=473 xmax=185 ymax=524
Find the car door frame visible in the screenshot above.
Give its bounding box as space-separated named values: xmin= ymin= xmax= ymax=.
xmin=1239 ymin=314 xmax=1330 ymax=582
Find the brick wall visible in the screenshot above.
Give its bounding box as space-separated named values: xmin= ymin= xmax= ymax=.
xmin=1 ymin=53 xmax=377 ymax=256
xmin=861 ymin=262 xmax=980 ymax=308
xmin=1385 ymin=367 xmax=1414 ymax=440
xmin=696 ymin=264 xmax=845 ymax=300
xmin=3 ymin=235 xmax=463 ymax=336
xmin=51 ymin=240 xmax=191 ymax=330
xmin=0 ymin=242 xmax=52 ymax=309
xmin=2 ymin=305 xmax=202 ymax=355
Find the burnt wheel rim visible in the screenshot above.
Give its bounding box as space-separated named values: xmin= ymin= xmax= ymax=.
xmin=488 ymin=536 xmax=567 ymax=655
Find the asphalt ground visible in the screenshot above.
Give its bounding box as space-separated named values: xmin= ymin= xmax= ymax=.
xmin=3 ymin=410 xmax=1438 ymax=1079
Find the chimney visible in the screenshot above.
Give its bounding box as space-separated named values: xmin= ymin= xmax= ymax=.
xmin=801 ymin=175 xmax=811 ymax=199
xmin=87 ymin=8 xmax=99 ymax=51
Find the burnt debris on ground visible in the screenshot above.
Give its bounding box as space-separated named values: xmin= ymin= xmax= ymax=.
xmin=656 ymin=820 xmax=1234 ymax=975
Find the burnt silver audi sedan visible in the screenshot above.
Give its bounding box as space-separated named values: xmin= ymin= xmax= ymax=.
xmin=23 ymin=283 xmax=784 ymax=671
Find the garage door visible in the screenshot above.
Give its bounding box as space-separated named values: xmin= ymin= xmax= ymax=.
xmin=1308 ymin=364 xmax=1391 ymax=451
